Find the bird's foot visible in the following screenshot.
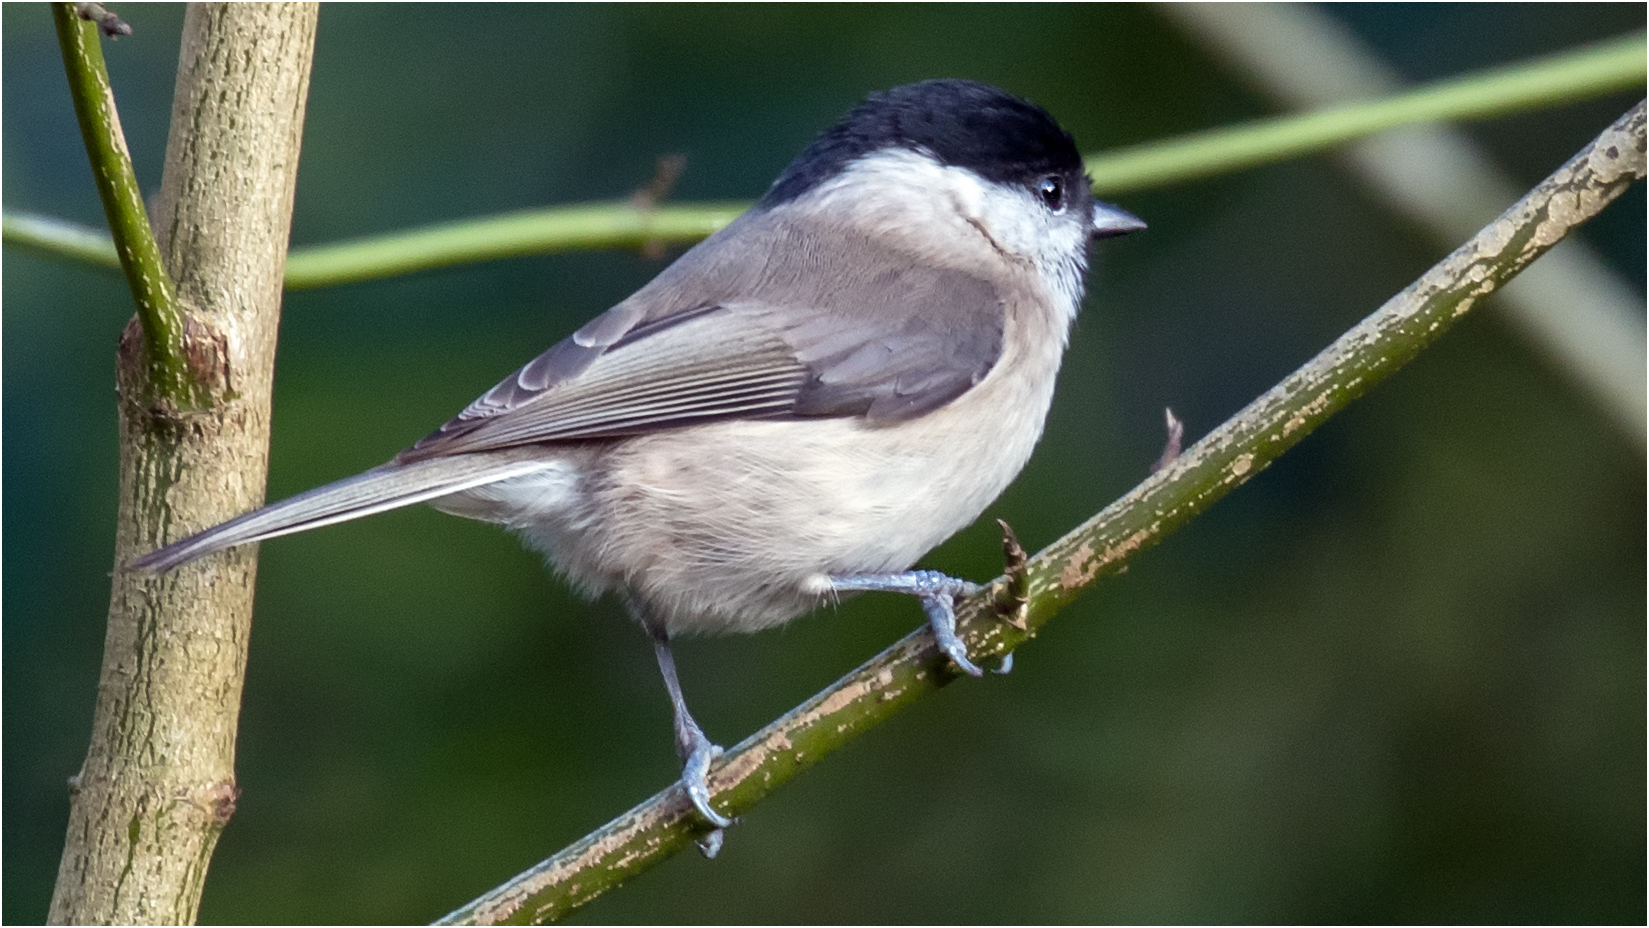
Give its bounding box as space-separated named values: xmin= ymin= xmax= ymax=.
xmin=650 ymin=627 xmax=735 ymax=856
xmin=675 ymin=722 xmax=733 ymax=856
xmin=832 ymin=570 xmax=984 ymax=677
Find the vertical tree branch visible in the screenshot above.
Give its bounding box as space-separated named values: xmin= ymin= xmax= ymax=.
xmin=49 ymin=4 xmax=319 ymax=924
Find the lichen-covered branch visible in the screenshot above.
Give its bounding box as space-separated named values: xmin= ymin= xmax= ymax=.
xmin=437 ymin=101 xmax=1644 ymax=927
xmin=48 ymin=5 xmax=319 ymax=924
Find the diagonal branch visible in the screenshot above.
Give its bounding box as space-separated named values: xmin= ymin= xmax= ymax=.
xmin=436 ymin=100 xmax=1645 ymax=927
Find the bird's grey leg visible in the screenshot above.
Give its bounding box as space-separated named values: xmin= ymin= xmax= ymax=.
xmin=830 ymin=570 xmax=985 ymax=677
xmin=648 ymin=627 xmax=733 ymax=856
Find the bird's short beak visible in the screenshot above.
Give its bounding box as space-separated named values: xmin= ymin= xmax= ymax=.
xmin=1091 ymin=201 xmax=1147 ymax=239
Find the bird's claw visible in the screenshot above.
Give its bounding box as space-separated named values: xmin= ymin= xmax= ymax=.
xmin=695 ymin=828 xmax=725 ymax=858
xmin=917 ymin=575 xmax=984 ymax=678
xmin=680 ymin=736 xmax=734 ymax=830
xmin=829 ymin=570 xmax=992 ymax=677
xmin=933 ymin=619 xmax=985 ymax=677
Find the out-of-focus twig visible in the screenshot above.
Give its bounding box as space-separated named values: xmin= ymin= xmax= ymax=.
xmin=10 ymin=34 xmax=1641 ymax=294
xmin=1160 ymin=5 xmax=1646 ymax=450
xmin=630 ymin=154 xmax=689 ymax=259
xmin=1087 ymin=30 xmax=1645 ymax=193
xmin=3 ymin=210 xmax=120 ymax=268
xmin=75 ymin=1 xmax=131 ymax=38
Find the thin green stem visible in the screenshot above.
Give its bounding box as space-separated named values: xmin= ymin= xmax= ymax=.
xmin=435 ymin=102 xmax=1645 ymax=927
xmin=282 ymin=202 xmax=747 ymax=288
xmin=12 ymin=33 xmax=1643 ymax=291
xmin=52 ymin=3 xmax=197 ymax=406
xmin=3 ymin=210 xmax=121 ymax=269
xmin=1086 ymin=31 xmax=1645 ymax=193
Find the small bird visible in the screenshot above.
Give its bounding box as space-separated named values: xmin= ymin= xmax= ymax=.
xmin=133 ymin=78 xmax=1144 ymax=855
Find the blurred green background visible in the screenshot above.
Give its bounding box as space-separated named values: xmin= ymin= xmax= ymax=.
xmin=5 ymin=3 xmax=1644 ymax=923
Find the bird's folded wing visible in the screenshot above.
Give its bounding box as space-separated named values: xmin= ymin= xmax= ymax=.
xmin=400 ymin=259 xmax=1006 ymax=462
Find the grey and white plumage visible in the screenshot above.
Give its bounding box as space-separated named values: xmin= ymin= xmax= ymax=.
xmin=132 ymin=79 xmax=1143 ymax=846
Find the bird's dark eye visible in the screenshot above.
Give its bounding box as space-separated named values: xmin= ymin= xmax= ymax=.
xmin=1037 ymin=175 xmax=1064 ymax=211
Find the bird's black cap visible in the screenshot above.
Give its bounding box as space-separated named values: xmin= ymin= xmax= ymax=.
xmin=759 ymin=79 xmax=1086 ymax=209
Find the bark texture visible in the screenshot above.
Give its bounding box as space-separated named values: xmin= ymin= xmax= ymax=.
xmin=49 ymin=5 xmax=319 ymax=923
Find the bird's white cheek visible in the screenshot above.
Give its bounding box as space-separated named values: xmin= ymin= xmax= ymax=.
xmin=1044 ymin=218 xmax=1087 ymax=270
xmin=968 ymin=185 xmax=1056 ymax=260
xmin=944 ymin=171 xmax=990 ymax=229
xmin=969 ymin=188 xmax=1089 ymax=299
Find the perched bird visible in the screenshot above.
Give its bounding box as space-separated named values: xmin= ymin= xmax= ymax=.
xmin=133 ymin=78 xmax=1144 ymax=855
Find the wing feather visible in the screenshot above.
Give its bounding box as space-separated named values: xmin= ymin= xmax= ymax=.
xmin=129 ymin=454 xmax=552 ymax=572
xmin=399 ymin=210 xmax=1008 ymax=462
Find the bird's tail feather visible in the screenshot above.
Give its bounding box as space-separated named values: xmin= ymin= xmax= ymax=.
xmin=128 ymin=454 xmax=549 ymax=573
